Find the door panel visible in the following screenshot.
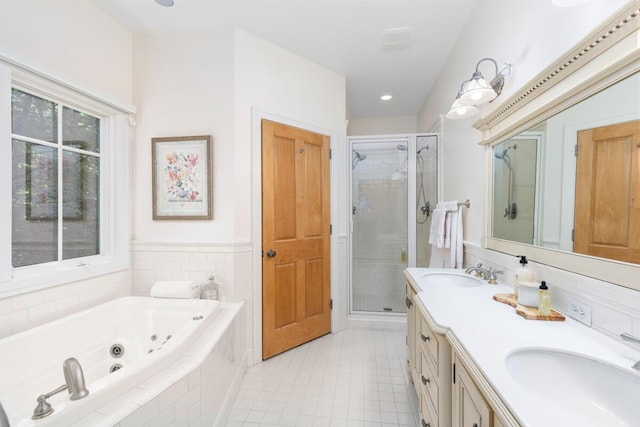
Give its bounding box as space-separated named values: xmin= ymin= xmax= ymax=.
xmin=262 ymin=119 xmax=331 ymax=359
xmin=575 ymin=120 xmax=640 ymax=264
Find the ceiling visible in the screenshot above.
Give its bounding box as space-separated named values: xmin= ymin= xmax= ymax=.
xmin=90 ymin=0 xmax=478 ymax=119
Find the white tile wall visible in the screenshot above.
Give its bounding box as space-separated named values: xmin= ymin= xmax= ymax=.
xmin=465 ymin=243 xmax=640 ymax=346
xmin=0 ymin=269 xmax=130 ymax=338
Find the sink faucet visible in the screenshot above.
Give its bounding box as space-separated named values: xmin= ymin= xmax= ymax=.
xmin=620 ymin=333 xmax=640 ymax=372
xmin=0 ymin=401 xmax=9 ymax=427
xmin=465 ymin=264 xmax=491 ymax=280
xmin=63 ymin=358 xmax=89 ymax=401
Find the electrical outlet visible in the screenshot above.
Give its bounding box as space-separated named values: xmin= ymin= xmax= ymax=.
xmin=566 ymin=296 xmax=592 ymax=326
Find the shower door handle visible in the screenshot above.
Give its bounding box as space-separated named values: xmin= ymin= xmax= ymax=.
xmin=266 ymin=249 xmax=277 ymax=258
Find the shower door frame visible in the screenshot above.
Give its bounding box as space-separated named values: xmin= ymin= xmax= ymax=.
xmin=347 ymin=133 xmax=438 ymax=316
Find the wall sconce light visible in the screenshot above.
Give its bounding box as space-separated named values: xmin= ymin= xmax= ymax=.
xmin=445 ymin=82 xmax=479 ymax=120
xmin=446 ymin=58 xmax=512 ymax=119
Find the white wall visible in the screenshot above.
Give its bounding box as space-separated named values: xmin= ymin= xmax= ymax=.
xmin=132 ymin=27 xmax=236 ymax=244
xmin=0 ymin=0 xmax=133 ymax=104
xmin=0 ymin=0 xmax=133 ymax=335
xmin=417 ymin=0 xmax=630 ymax=245
xmin=348 ymin=116 xmax=417 ymax=136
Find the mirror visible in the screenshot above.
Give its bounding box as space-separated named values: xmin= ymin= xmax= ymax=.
xmin=476 ymin=2 xmax=640 ymax=289
xmin=491 ymin=72 xmax=639 ymax=265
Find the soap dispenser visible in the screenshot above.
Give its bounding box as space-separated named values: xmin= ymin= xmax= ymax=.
xmin=538 ymin=281 xmax=551 ymax=315
xmin=514 ymin=256 xmax=533 ymax=297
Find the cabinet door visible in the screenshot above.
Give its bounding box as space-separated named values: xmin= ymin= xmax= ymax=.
xmin=407 ymin=284 xmax=421 ymax=387
xmin=453 ymin=354 xmax=491 ymax=427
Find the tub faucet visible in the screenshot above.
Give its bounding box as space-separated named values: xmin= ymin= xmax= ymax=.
xmin=63 ymin=358 xmax=89 ymax=401
xmin=0 ymin=401 xmax=9 ymax=427
xmin=31 ymin=358 xmax=89 ymax=420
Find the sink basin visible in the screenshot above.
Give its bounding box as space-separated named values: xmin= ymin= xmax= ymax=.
xmin=421 ymin=272 xmax=482 ymax=288
xmin=506 ymin=348 xmax=640 ymax=426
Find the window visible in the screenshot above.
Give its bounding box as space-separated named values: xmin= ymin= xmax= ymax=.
xmin=11 ymin=88 xmax=101 ymax=267
xmin=0 ymin=65 xmax=132 ymax=296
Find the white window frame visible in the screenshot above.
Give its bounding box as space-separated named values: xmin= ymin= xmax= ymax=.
xmin=0 ymin=63 xmax=132 ymax=298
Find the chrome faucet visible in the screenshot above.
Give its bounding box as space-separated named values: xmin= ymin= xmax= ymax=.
xmin=620 ymin=333 xmax=640 ymax=372
xmin=63 ymin=358 xmax=89 ymax=401
xmin=0 ymin=401 xmax=9 ymax=427
xmin=31 ymin=358 xmax=89 ymax=420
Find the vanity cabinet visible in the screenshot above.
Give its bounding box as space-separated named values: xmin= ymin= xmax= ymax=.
xmin=452 ymin=352 xmax=492 ymax=427
xmin=407 ymin=279 xmax=452 ymax=427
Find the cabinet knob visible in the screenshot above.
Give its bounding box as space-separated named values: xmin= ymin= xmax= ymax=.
xmin=421 ymin=420 xmax=430 ymax=427
xmin=473 ymin=424 xmax=478 ymax=427
xmin=421 ymin=375 xmax=430 ymax=385
xmin=421 ymin=334 xmax=430 ymax=342
xmin=406 ymin=297 xmax=413 ymax=308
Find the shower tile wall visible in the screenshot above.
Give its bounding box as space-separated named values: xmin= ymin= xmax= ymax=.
xmin=352 ymin=149 xmax=407 ymax=313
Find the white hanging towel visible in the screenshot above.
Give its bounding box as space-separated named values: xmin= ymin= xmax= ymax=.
xmin=429 ymin=201 xmax=464 ymax=268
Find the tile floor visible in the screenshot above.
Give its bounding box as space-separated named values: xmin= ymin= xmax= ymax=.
xmin=226 ymin=329 xmax=419 ymax=427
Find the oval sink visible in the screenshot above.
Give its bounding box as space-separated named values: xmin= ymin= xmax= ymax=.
xmin=506 ymin=348 xmax=640 ymax=426
xmin=421 ymin=272 xmax=482 ymax=288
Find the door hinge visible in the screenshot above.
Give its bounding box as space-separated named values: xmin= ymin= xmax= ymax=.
xmin=330 ymin=299 xmax=333 ymax=310
xmin=329 ymin=148 xmax=332 ymax=159
xmin=575 ymin=144 xmax=579 ymax=157
xmin=330 ymin=224 xmax=333 ymax=235
xmin=572 ymin=229 xmax=575 ymax=242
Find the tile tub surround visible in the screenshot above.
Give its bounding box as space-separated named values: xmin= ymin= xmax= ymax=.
xmin=0 ymin=269 xmax=130 ymax=339
xmin=226 ymin=329 xmax=419 ymax=427
xmin=70 ymin=301 xmax=246 ymax=427
xmin=464 ymin=243 xmax=640 ymax=345
xmin=406 ymin=269 xmax=640 ymax=426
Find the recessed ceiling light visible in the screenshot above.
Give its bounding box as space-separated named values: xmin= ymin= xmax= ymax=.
xmin=155 ymin=0 xmax=174 ymax=7
xmin=380 ymin=95 xmax=393 ymax=101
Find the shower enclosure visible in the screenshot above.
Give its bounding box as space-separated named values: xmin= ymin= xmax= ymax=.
xmin=349 ymin=134 xmax=438 ymax=314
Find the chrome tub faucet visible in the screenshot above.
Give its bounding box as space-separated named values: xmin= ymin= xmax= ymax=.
xmin=63 ymin=357 xmax=89 ymax=401
xmin=32 ymin=357 xmax=89 ymax=420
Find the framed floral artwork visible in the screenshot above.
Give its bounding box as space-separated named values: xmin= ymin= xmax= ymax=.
xmin=152 ymin=135 xmax=213 ymax=220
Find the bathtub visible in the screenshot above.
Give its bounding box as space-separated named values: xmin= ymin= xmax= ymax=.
xmin=0 ymin=296 xmax=246 ymax=427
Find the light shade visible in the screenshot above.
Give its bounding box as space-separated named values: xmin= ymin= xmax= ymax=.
xmin=459 ymin=71 xmax=498 ymax=105
xmin=445 ymin=98 xmax=479 ymax=120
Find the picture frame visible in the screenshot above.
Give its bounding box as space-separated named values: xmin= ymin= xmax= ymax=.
xmin=152 ymin=135 xmax=213 ymax=220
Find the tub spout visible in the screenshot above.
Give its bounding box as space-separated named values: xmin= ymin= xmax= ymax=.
xmin=63 ymin=358 xmax=89 ymax=401
xmin=0 ymin=401 xmax=9 ymax=427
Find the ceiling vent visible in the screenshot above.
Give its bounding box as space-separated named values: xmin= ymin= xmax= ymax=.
xmin=380 ymin=27 xmax=414 ymax=52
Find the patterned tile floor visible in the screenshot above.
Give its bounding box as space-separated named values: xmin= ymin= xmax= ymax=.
xmin=226 ymin=329 xmax=419 ymax=427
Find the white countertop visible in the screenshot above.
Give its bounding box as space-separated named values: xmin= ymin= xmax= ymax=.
xmin=405 ymin=268 xmax=640 ymax=427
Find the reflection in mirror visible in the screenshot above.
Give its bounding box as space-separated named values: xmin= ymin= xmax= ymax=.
xmin=492 ymin=135 xmax=539 ymax=244
xmin=491 ymin=71 xmax=640 ymax=265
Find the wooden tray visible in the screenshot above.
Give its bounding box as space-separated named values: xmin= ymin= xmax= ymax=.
xmin=493 ymin=293 xmax=565 ymax=321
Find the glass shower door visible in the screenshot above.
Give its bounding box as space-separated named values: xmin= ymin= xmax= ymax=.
xmin=351 ymin=140 xmax=408 ymax=313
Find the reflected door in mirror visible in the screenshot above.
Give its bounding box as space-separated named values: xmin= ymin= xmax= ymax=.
xmin=574 ymin=120 xmax=640 ymax=264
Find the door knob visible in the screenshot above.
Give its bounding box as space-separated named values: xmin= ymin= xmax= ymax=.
xmin=266 ymin=249 xmax=277 ymax=257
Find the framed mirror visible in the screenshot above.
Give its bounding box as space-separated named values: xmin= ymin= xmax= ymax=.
xmin=475 ymin=3 xmax=640 ymax=289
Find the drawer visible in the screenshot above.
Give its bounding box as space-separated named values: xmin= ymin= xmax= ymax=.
xmin=420 ymin=351 xmax=439 ymax=415
xmin=420 ymin=385 xmax=438 ymax=427
xmin=420 ymin=317 xmax=439 ymax=370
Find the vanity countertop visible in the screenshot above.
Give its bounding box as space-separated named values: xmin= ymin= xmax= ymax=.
xmin=405 ymin=267 xmax=640 ymax=427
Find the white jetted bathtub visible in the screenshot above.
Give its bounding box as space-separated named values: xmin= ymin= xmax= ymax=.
xmin=0 ymin=296 xmax=246 ymax=427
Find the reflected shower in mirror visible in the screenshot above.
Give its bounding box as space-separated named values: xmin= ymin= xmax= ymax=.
xmin=490 ymin=72 xmax=640 ymax=265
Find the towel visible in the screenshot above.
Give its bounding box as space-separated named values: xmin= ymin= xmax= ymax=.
xmin=150 ymin=281 xmax=200 ymax=299
xmin=429 ymin=201 xmax=464 ymax=268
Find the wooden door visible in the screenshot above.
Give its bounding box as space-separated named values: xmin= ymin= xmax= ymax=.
xmin=261 ymin=119 xmax=331 ymax=359
xmin=574 ymin=120 xmax=640 ymax=264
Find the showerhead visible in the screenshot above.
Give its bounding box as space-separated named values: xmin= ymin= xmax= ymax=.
xmin=353 ymin=151 xmax=366 ymax=161
xmin=495 ymin=149 xmax=508 ymax=159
